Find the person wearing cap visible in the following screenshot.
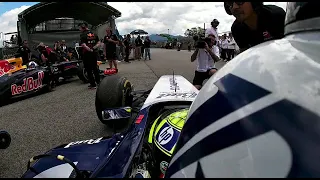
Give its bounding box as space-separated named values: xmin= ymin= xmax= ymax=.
xmin=224 ymin=2 xmax=285 ymax=53
xmin=205 ymin=19 xmax=219 ymax=39
xmin=79 ymin=22 xmax=101 ymax=89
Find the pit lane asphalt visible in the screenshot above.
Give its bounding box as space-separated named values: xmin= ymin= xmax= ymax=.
xmin=0 ymin=48 xmax=226 ymax=178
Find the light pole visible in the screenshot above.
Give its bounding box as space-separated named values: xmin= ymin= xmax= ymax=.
xmin=168 ymin=29 xmax=169 ymax=35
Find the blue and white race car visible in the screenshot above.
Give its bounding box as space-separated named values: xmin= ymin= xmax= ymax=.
xmin=22 ymin=74 xmax=199 ymax=178
xmin=20 ymin=2 xmax=320 ymax=177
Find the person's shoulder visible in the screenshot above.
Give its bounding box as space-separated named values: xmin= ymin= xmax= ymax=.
xmin=231 ymin=20 xmax=246 ymax=36
xmin=231 ymin=20 xmax=243 ymax=30
xmin=262 ymin=4 xmax=286 ymax=17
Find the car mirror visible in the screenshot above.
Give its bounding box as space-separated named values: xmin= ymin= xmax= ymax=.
xmin=102 ymin=107 xmax=132 ymax=121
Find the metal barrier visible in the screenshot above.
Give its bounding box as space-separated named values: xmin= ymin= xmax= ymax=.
xmin=2 ymin=46 xmax=19 ymax=59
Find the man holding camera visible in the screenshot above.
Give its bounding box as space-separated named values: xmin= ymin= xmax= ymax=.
xmin=191 ymin=35 xmax=220 ymax=90
xmin=79 ymin=22 xmax=101 ymax=89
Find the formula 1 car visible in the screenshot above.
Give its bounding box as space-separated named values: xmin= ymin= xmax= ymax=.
xmin=0 ymin=57 xmax=54 ymax=105
xmin=22 ymin=74 xmax=198 ymax=178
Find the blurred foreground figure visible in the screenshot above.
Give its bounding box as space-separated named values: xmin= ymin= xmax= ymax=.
xmin=166 ymin=2 xmax=320 ymax=178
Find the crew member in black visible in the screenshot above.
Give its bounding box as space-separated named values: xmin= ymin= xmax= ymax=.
xmin=103 ymin=27 xmax=119 ymax=71
xmin=224 ymin=2 xmax=286 ymax=53
xmin=79 ymin=22 xmax=101 ymax=89
xmin=123 ymin=34 xmax=131 ymax=63
xmin=16 ymin=40 xmax=31 ymax=65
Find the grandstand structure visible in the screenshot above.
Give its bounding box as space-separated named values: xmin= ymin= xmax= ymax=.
xmin=16 ymin=2 xmax=121 ymax=49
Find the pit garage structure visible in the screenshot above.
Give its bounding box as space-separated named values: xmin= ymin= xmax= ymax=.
xmin=17 ymin=2 xmax=121 ymax=49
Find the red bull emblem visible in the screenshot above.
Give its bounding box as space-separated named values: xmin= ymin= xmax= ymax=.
xmin=11 ymin=71 xmax=45 ymax=96
xmin=0 ymin=60 xmax=11 ymax=76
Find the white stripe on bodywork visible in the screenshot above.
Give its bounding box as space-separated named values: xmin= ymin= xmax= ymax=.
xmin=170 ymin=93 xmax=282 ymax=165
xmin=170 ymin=131 xmax=292 ymax=178
xmin=34 ymin=162 xmax=78 ymax=178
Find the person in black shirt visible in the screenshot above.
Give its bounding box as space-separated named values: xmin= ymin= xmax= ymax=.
xmin=79 ymin=22 xmax=101 ymax=89
xmin=135 ymin=35 xmax=143 ymax=60
xmin=16 ymin=40 xmax=31 ymax=65
xmin=141 ymin=36 xmax=145 ymax=58
xmin=103 ymin=27 xmax=119 ymax=71
xmin=123 ymin=34 xmax=131 ymax=63
xmin=224 ymin=2 xmax=286 ymax=53
xmin=144 ymin=36 xmax=151 ymax=60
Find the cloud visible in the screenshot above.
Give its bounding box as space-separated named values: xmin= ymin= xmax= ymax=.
xmin=0 ymin=5 xmax=30 ymax=39
xmin=0 ymin=2 xmax=287 ymax=38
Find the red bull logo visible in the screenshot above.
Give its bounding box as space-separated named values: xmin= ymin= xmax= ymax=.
xmin=11 ymin=71 xmax=45 ymax=96
xmin=0 ymin=60 xmax=11 ymax=76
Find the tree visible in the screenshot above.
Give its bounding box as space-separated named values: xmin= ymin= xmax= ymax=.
xmin=184 ymin=27 xmax=205 ymax=37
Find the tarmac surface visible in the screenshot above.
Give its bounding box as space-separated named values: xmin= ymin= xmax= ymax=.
xmin=0 ymin=48 xmax=226 ymax=178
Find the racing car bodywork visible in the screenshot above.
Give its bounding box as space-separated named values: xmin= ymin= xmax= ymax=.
xmin=0 ymin=57 xmax=27 ymax=75
xmin=0 ymin=58 xmax=53 ymax=104
xmin=22 ymin=75 xmax=199 ymax=178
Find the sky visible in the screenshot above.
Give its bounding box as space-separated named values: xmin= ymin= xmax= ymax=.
xmin=0 ymin=2 xmax=287 ymax=38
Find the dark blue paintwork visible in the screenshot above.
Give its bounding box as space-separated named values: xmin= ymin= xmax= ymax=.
xmin=90 ymin=107 xmax=151 ymax=178
xmin=22 ymin=107 xmax=151 ymax=178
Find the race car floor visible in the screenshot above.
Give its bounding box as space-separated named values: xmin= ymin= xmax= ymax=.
xmin=0 ymin=48 xmax=226 ymax=178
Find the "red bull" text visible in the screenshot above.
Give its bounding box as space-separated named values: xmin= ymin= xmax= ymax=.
xmin=11 ymin=71 xmax=45 ymax=96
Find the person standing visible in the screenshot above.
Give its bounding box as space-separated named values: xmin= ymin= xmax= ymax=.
xmin=141 ymin=36 xmax=145 ymax=59
xmin=220 ymin=34 xmax=229 ymax=61
xmin=123 ymin=34 xmax=131 ymax=63
xmin=144 ymin=36 xmax=151 ymax=60
xmin=103 ymin=27 xmax=119 ymax=71
xmin=227 ymin=33 xmax=236 ymax=61
xmin=135 ymin=35 xmax=142 ymax=60
xmin=79 ymin=22 xmax=101 ymax=89
xmin=205 ymin=19 xmax=219 ymax=39
xmin=16 ymin=40 xmax=31 ymax=65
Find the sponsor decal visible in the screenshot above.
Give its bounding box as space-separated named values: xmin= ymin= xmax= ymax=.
xmin=263 ymin=31 xmax=273 ymax=41
xmin=169 ymin=77 xmax=180 ymax=90
xmin=107 ymin=110 xmax=120 ymax=119
xmin=64 ymin=64 xmax=77 ymax=69
xmin=156 ymin=92 xmax=197 ymax=99
xmin=0 ymin=67 xmax=5 ymax=76
xmin=11 ymin=71 xmax=45 ymax=96
xmin=160 ymin=161 xmax=169 ymax=174
xmin=158 ymin=127 xmax=174 ymax=145
xmin=64 ymin=137 xmax=103 ymax=148
xmin=0 ymin=60 xmax=11 ymax=76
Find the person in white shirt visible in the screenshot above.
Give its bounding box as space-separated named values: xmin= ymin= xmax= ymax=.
xmin=207 ymin=34 xmax=220 ymax=75
xmin=205 ymin=19 xmax=219 ymax=39
xmin=227 ymin=33 xmax=236 ymax=61
xmin=220 ymin=34 xmax=229 ymax=61
xmin=191 ymin=36 xmax=220 ymax=90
